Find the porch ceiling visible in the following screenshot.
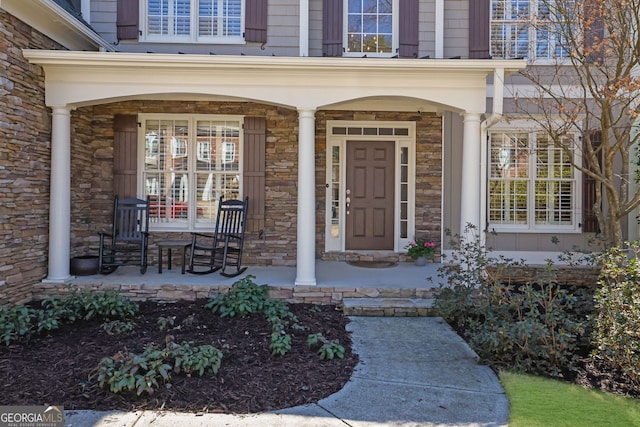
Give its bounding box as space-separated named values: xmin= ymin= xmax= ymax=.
xmin=23 ymin=50 xmax=526 ymax=113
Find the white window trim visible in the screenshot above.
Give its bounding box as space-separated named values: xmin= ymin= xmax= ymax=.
xmin=489 ymin=0 xmax=570 ymax=63
xmin=487 ymin=120 xmax=582 ymax=234
xmin=139 ymin=0 xmax=246 ymax=44
xmin=324 ymin=121 xmax=416 ymax=252
xmin=137 ymin=113 xmax=244 ymax=232
xmin=343 ymin=1 xmax=399 ymax=58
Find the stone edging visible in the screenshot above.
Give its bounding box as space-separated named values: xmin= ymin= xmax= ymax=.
xmin=33 ymin=282 xmax=439 ymax=305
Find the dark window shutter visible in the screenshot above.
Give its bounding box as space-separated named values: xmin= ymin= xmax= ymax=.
xmin=582 ymin=131 xmax=601 ymax=233
xmin=398 ymin=0 xmax=419 ymax=58
xmin=117 ymin=0 xmax=139 ymax=40
xmin=113 ymin=115 xmax=138 ymax=199
xmin=245 ymin=0 xmax=267 ymax=43
xmin=243 ymin=117 xmax=266 ymax=233
xmin=322 ymin=0 xmax=343 ymax=57
xmin=469 ymin=0 xmax=490 ymax=59
xmin=584 ymin=0 xmax=604 ymax=63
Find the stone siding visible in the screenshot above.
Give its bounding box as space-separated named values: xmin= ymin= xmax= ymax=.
xmin=0 ymin=11 xmax=63 ymax=304
xmin=315 ymin=111 xmax=443 ymax=262
xmin=34 ymin=281 xmax=438 ymax=305
xmin=70 ymin=105 xmax=443 ymax=267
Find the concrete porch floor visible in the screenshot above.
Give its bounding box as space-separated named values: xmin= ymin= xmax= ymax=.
xmin=34 ymin=260 xmax=447 ymax=313
xmin=67 ymin=260 xmax=445 ymax=290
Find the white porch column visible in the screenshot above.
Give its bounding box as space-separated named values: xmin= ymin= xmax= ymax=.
xmin=460 ymin=113 xmax=482 ymax=234
xmin=295 ymin=108 xmax=317 ymax=286
xmin=46 ymin=106 xmax=72 ymax=282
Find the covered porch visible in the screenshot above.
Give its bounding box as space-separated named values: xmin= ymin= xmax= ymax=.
xmin=24 ymin=50 xmax=525 ymax=289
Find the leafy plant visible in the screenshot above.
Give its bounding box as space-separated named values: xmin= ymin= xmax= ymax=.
xmin=592 ymin=243 xmax=640 ymax=385
xmin=307 ymin=333 xmax=345 ymax=360
xmin=165 ymin=336 xmax=223 ymax=376
xmin=405 ymin=238 xmax=436 ymax=260
xmin=435 ymin=225 xmax=588 ymax=376
xmin=207 ymin=276 xmax=303 ymax=357
xmin=205 ymin=275 xmax=269 ymax=317
xmin=41 ymin=287 xmax=138 ymax=322
xmin=157 ymin=316 xmax=175 ymax=331
xmin=0 ymin=304 xmax=35 ymax=345
xmin=270 ymin=330 xmax=292 ymax=356
xmin=101 ymin=320 xmax=135 ymax=335
xmin=93 ymin=336 xmax=223 ymax=395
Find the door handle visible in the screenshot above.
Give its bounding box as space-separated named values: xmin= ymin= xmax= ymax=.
xmin=346 ymin=189 xmax=351 ymax=215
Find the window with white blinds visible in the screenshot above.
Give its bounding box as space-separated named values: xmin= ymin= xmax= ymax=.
xmin=143 ymin=0 xmax=244 ymax=43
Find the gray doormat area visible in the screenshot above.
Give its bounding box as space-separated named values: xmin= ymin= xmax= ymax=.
xmin=346 ymin=260 xmax=398 ymax=269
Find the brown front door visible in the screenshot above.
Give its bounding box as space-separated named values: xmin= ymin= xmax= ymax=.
xmin=345 ymin=141 xmax=395 ymax=250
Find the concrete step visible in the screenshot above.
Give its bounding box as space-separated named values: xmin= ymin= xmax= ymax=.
xmin=342 ymin=297 xmax=437 ymax=317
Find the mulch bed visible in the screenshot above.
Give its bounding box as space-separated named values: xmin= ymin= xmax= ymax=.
xmin=0 ymin=301 xmax=358 ymax=414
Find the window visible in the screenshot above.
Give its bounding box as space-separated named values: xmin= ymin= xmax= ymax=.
xmin=143 ymin=0 xmax=244 ymax=43
xmin=488 ymin=129 xmax=579 ymax=231
xmin=140 ymin=115 xmax=242 ymax=230
xmin=346 ymin=0 xmax=396 ymax=56
xmin=490 ymin=0 xmax=571 ymax=60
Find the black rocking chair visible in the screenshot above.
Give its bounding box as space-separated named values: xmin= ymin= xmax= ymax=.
xmin=98 ymin=196 xmax=150 ymax=274
xmin=187 ymin=196 xmax=248 ymax=277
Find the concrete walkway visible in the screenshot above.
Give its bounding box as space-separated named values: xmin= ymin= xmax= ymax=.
xmin=65 ymin=317 xmax=509 ymax=427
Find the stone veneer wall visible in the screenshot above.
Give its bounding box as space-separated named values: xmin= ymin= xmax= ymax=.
xmin=0 ymin=11 xmax=64 ymax=304
xmin=315 ymin=111 xmax=443 ymax=261
xmin=70 ymin=105 xmax=443 ymax=267
xmin=71 ymin=101 xmax=300 ymax=266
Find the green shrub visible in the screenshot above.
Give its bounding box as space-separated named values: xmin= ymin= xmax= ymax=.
xmin=0 ymin=288 xmax=139 ymax=345
xmin=94 ymin=346 xmax=171 ymax=395
xmin=206 ymin=276 xmax=300 ymax=357
xmin=0 ymin=305 xmax=35 ymax=345
xmin=307 ymin=333 xmax=345 ymax=360
xmin=93 ymin=336 xmax=223 ymax=395
xmin=270 ymin=331 xmax=292 ymax=356
xmin=592 ymin=243 xmax=640 ymax=385
xmin=101 ymin=320 xmax=136 ymax=335
xmin=467 ymin=267 xmax=585 ymax=376
xmin=165 ymin=337 xmax=223 ymax=376
xmin=41 ymin=288 xmax=138 ymax=322
xmin=205 ymin=275 xmax=269 ymax=317
xmin=435 ymin=226 xmax=588 ymax=376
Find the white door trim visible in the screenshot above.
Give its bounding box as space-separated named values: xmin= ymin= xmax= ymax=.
xmin=324 ymin=120 xmax=416 ymax=253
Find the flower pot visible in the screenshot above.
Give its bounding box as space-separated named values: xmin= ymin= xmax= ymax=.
xmin=413 ymin=256 xmax=428 ymax=266
xmin=70 ymin=255 xmax=99 ymax=276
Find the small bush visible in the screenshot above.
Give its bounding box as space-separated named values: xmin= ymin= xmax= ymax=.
xmin=307 ymin=333 xmax=345 ymax=360
xmin=41 ymin=287 xmax=138 ymax=322
xmin=205 ymin=275 xmax=269 ymax=317
xmin=93 ymin=336 xmax=223 ymax=395
xmin=101 ymin=320 xmax=136 ymax=335
xmin=0 ymin=288 xmax=138 ymax=345
xmin=0 ymin=305 xmax=35 ymax=345
xmin=206 ymin=276 xmax=300 ymax=357
xmin=592 ymin=243 xmax=640 ymax=385
xmin=435 ymin=225 xmax=588 ymax=377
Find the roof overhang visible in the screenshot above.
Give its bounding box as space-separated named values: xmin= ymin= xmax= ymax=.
xmin=1 ymin=0 xmax=115 ymax=52
xmin=23 ymin=50 xmax=526 ymax=112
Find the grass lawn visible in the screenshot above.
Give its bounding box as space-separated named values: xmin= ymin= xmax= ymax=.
xmin=500 ymin=371 xmax=640 ymax=427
